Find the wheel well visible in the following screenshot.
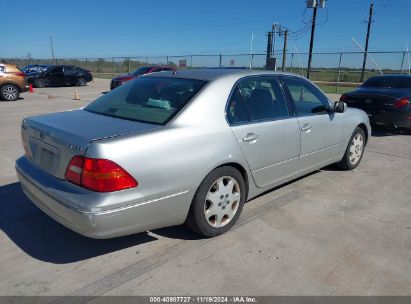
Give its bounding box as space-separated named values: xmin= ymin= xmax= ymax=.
xmin=1 ymin=83 xmax=21 ymax=92
xmin=216 ymin=162 xmax=249 ymax=201
xmin=358 ymin=123 xmax=368 ymax=144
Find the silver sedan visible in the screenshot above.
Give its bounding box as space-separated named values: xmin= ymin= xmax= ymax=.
xmin=16 ymin=69 xmax=371 ymax=238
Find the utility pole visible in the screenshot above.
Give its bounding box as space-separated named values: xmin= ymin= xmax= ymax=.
xmin=49 ymin=35 xmax=55 ymax=65
xmin=306 ymin=0 xmax=326 ymax=79
xmin=266 ymin=31 xmax=273 ymax=69
xmin=360 ymin=1 xmax=374 ymax=82
xmin=281 ymin=29 xmax=288 ymax=71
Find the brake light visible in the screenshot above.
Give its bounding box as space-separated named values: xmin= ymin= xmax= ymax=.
xmin=65 ymin=156 xmax=137 ymax=192
xmin=13 ymin=72 xmax=26 ymax=77
xmin=393 ymin=97 xmax=409 ymax=109
xmin=340 ymin=94 xmax=349 ymax=102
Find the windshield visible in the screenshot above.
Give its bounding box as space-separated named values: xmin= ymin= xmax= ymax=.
xmin=84 ymin=77 xmax=207 ymax=125
xmin=362 ymin=76 xmax=411 ymax=89
xmin=131 ymin=67 xmax=152 ymax=76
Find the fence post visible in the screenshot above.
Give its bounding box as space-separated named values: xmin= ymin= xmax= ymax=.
xmin=336 ymin=52 xmax=343 ymax=94
xmin=112 ymin=57 xmax=115 ymax=75
xmin=166 ymin=56 xmax=169 ymax=65
xmin=400 ymin=52 xmax=406 ymax=74
xmin=190 ymin=56 xmax=193 ymax=69
xmin=128 ymin=58 xmax=131 ymax=73
xmin=98 ymin=59 xmax=101 ymax=73
xmin=85 ymin=58 xmax=88 ymax=70
xmin=219 ymin=54 xmax=222 ymax=67
xmin=290 ymin=53 xmax=294 ymax=72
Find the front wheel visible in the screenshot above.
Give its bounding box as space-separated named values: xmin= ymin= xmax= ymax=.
xmin=77 ymin=77 xmax=87 ymax=86
xmin=0 ymin=84 xmax=20 ymax=101
xmin=337 ymin=127 xmax=366 ymax=170
xmin=34 ymin=78 xmax=46 ymax=88
xmin=185 ymin=166 xmax=246 ymax=237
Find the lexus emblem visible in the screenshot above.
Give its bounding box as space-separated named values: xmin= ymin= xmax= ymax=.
xmin=39 ymin=131 xmax=45 ymax=139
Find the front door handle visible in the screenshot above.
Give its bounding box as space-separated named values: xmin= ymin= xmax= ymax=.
xmin=301 ymin=124 xmax=312 ymax=132
xmin=242 ymin=133 xmax=259 ymax=143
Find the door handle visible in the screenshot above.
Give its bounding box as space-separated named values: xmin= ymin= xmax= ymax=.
xmin=242 ymin=133 xmax=259 ymax=143
xmin=301 ymin=124 xmax=312 ymax=132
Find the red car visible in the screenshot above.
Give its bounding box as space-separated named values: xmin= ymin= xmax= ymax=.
xmin=110 ymin=66 xmax=175 ymax=90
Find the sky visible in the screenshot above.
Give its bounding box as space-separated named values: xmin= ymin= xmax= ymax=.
xmin=1 ymin=0 xmax=410 ymax=60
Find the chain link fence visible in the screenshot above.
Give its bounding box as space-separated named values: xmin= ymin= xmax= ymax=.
xmin=2 ymin=51 xmax=410 ymax=93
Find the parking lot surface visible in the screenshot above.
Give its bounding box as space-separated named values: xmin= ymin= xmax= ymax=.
xmin=0 ymin=79 xmax=410 ymax=296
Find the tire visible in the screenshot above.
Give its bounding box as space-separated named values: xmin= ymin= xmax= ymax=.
xmin=337 ymin=127 xmax=366 ymax=170
xmin=0 ymin=84 xmax=20 ymax=101
xmin=77 ymin=77 xmax=87 ymax=86
xmin=185 ymin=166 xmax=246 ymax=237
xmin=34 ymin=79 xmax=46 ymax=88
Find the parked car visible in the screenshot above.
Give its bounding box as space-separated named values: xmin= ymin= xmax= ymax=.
xmin=16 ymin=69 xmax=371 ymax=238
xmin=110 ymin=66 xmax=175 ymax=90
xmin=340 ymin=74 xmax=411 ymax=129
xmin=0 ymin=63 xmax=28 ymax=101
xmin=28 ymin=65 xmax=93 ymax=88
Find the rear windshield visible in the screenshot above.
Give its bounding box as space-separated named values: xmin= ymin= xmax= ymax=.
xmin=131 ymin=67 xmax=152 ymax=76
xmin=362 ymin=76 xmax=411 ymax=89
xmin=84 ymin=77 xmax=207 ymax=125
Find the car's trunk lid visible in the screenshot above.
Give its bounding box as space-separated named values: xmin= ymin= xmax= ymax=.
xmin=347 ymin=87 xmax=410 ymax=112
xmin=21 ymin=109 xmax=160 ymax=179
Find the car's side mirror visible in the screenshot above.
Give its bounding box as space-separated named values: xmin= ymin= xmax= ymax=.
xmin=334 ymin=101 xmax=347 ymax=113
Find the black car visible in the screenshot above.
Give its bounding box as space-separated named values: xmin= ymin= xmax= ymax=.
xmin=340 ymin=75 xmax=411 ymax=129
xmin=28 ymin=65 xmax=93 ymax=88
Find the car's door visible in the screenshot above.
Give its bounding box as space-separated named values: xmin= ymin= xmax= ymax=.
xmin=63 ymin=66 xmax=77 ymax=85
xmin=281 ymin=76 xmax=344 ymax=171
xmin=228 ymin=76 xmax=300 ymax=188
xmin=47 ymin=66 xmax=64 ymax=86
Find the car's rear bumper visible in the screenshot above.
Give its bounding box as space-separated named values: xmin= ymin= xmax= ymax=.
xmin=15 ymin=157 xmax=191 ymax=239
xmin=370 ymin=111 xmax=411 ymax=129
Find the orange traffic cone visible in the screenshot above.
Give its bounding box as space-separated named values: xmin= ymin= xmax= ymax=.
xmin=73 ymin=90 xmax=80 ymax=100
xmin=29 ymin=84 xmax=34 ymax=93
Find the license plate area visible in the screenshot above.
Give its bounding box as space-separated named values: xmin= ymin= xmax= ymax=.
xmin=29 ymin=136 xmax=60 ymax=174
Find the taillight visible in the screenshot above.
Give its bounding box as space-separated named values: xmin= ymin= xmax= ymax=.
xmin=393 ymin=97 xmax=409 ymax=109
xmin=13 ymin=72 xmax=26 ymax=77
xmin=65 ymin=156 xmax=137 ymax=192
xmin=340 ymin=94 xmax=349 ymax=102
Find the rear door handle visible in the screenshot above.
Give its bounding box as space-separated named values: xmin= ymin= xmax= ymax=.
xmin=301 ymin=124 xmax=312 ymax=132
xmin=242 ymin=133 xmax=259 ymax=143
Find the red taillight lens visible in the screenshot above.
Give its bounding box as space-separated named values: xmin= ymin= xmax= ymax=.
xmin=14 ymin=72 xmax=26 ymax=77
xmin=340 ymin=94 xmax=349 ymax=102
xmin=65 ymin=156 xmax=137 ymax=192
xmin=393 ymin=97 xmax=409 ymax=109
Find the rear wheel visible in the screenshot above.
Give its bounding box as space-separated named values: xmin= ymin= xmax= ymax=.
xmin=0 ymin=84 xmax=20 ymax=101
xmin=34 ymin=79 xmax=46 ymax=88
xmin=77 ymin=77 xmax=87 ymax=86
xmin=337 ymin=127 xmax=366 ymax=170
xmin=185 ymin=166 xmax=245 ymax=237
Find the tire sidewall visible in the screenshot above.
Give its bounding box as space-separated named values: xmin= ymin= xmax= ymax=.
xmin=187 ymin=166 xmax=246 ymax=237
xmin=1 ymin=84 xmax=19 ymax=101
xmin=78 ymin=77 xmax=86 ymax=86
xmin=34 ymin=79 xmax=46 ymax=88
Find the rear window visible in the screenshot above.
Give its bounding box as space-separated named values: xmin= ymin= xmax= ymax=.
xmin=362 ymin=76 xmax=411 ymax=89
xmin=84 ymin=77 xmax=207 ymax=125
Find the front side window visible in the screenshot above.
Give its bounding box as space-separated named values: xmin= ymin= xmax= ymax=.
xmin=85 ymin=77 xmax=207 ymax=125
xmin=227 ymin=76 xmax=289 ymax=125
xmin=281 ymin=77 xmax=330 ymax=116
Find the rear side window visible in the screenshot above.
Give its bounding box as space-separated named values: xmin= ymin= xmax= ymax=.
xmin=84 ymin=77 xmax=207 ymax=125
xmin=227 ymin=76 xmax=289 ymax=125
xmin=282 ymin=77 xmax=330 ymax=116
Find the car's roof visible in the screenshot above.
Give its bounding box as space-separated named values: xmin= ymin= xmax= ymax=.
xmin=144 ymin=68 xmax=297 ymax=81
xmin=368 ymin=74 xmax=411 ymax=79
